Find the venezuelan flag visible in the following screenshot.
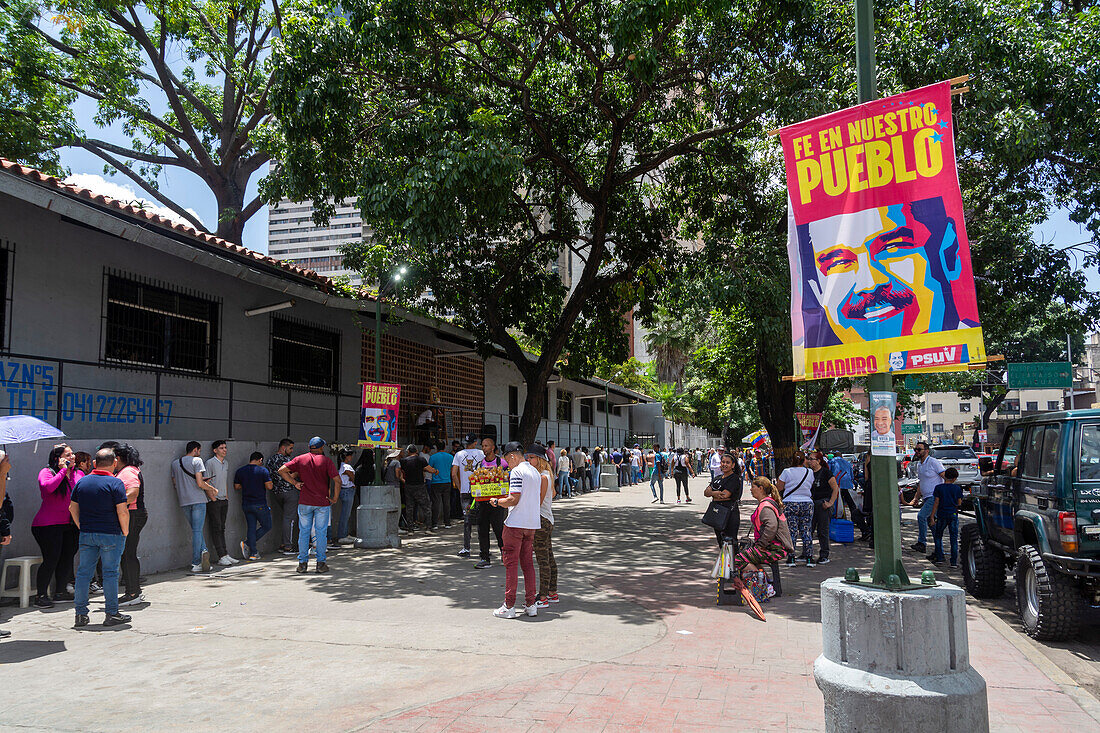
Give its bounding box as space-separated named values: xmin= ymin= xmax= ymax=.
xmin=743 ymin=430 xmax=768 ymax=449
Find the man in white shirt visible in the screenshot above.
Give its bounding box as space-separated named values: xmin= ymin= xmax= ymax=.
xmin=451 ymin=433 xmax=485 ymax=558
xmin=909 ymin=441 xmax=945 ymax=553
xmin=709 ymin=447 xmax=724 ymax=480
xmin=630 ymin=445 xmax=642 ymax=484
xmin=489 ymin=442 xmax=542 ymax=618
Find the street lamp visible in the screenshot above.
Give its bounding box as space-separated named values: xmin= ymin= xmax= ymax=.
xmin=372 ymin=265 xmax=407 ymax=487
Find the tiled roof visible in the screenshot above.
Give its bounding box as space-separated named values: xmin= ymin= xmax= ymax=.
xmin=0 ymin=158 xmax=341 ymax=295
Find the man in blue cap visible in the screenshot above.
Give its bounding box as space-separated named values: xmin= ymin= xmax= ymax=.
xmin=279 ymin=437 xmax=338 ymax=574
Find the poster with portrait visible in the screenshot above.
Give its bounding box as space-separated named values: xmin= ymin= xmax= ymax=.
xmin=796 ymin=412 xmax=823 ymax=450
xmin=869 ymin=391 xmax=897 ymax=456
xmin=779 ymin=81 xmax=986 ymax=380
xmin=358 ymin=382 xmax=401 ymax=449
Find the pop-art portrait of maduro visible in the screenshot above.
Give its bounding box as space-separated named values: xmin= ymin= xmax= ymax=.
xmin=360 ymin=407 xmax=397 ymax=447
xmin=796 ymin=196 xmax=980 ymax=349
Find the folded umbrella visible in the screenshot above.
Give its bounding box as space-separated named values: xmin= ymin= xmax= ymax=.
xmin=0 ymin=415 xmax=66 ymax=444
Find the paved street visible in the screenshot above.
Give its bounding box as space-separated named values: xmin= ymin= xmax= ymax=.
xmin=2 ymin=476 xmax=1099 ymax=732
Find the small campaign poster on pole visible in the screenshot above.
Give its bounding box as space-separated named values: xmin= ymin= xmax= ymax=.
xmin=869 ymin=391 xmax=897 ymax=456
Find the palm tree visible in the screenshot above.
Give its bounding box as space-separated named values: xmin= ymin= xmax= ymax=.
xmin=643 ymin=307 xmax=695 ymax=386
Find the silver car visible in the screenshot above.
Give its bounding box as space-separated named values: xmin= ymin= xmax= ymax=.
xmin=930 ymin=444 xmax=981 ymax=489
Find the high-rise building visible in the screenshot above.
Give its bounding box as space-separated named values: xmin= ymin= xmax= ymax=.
xmin=267 ymin=199 xmax=365 ymax=287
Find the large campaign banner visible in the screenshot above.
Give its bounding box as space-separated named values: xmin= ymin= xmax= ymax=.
xmin=358 ymin=382 xmax=401 ymax=449
xmin=780 ymin=81 xmax=986 ymax=380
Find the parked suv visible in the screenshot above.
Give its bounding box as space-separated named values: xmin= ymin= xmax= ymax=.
xmin=963 ymin=410 xmax=1100 ymax=640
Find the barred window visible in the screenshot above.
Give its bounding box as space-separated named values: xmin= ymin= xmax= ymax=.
xmin=556 ymin=390 xmax=573 ymax=422
xmin=580 ymin=401 xmax=593 ymax=425
xmin=104 ymin=274 xmax=219 ymax=374
xmin=271 ymin=316 xmax=340 ymax=390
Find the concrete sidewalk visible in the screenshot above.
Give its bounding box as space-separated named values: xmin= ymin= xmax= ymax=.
xmin=1 ymin=476 xmax=1097 ymax=732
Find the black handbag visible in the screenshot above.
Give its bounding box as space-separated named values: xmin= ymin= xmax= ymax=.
xmin=701 ymin=501 xmax=732 ymax=530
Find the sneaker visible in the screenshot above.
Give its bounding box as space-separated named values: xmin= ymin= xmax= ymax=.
xmin=493 ymin=604 xmax=517 ymax=619
xmin=339 ymin=536 xmax=357 ymax=545
xmin=676 ymin=499 xmax=682 ymax=504
xmin=548 ymin=594 xmax=560 ymax=603
xmin=33 ymin=595 xmax=54 ymax=609
xmin=685 ymin=498 xmax=692 ymax=504
xmin=248 ymin=554 xmax=261 ymax=561
xmin=910 ymin=542 xmax=927 ymax=553
xmin=431 ymin=525 xmax=441 ymax=531
xmin=535 ymin=598 xmax=551 ymax=608
xmin=651 ymin=498 xmax=659 ymax=504
xmin=524 ymin=604 xmax=538 ymax=617
xmin=806 ymin=558 xmax=817 ymax=568
xmin=241 ymin=541 xmax=249 ymax=559
xmin=949 ymin=563 xmax=959 ymax=569
xmin=786 ymin=557 xmax=797 ymax=568
xmin=190 ymin=564 xmax=205 ymax=573
xmin=817 ymin=557 xmax=831 ymax=565
xmin=103 ymin=612 xmax=132 ymax=627
xmin=296 ymin=562 xmax=308 ymax=574
xmin=74 ymin=614 xmax=89 ymax=628
xmin=118 ymin=593 xmax=145 ymax=607
xmin=89 ymin=581 xmax=103 ymax=595
xmin=280 ymin=546 xmax=296 ymax=555
xmin=66 ymin=583 xmax=75 ymax=594
xmin=0 ymin=628 xmax=10 ymax=638
xmin=316 ymin=562 xmax=329 ymax=573
xmin=475 ymin=559 xmax=491 ymax=569
xmin=443 ymin=523 xmax=453 ymax=528
xmin=52 ymin=591 xmax=75 ymax=602
xmin=798 ymin=556 xmax=811 ymax=565
xmin=218 ymin=555 xmax=235 ymax=567
xmin=457 ymin=548 xmax=471 ymax=557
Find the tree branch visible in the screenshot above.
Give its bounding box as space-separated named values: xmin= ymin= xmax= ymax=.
xmin=77 ymin=145 xmax=206 ymax=231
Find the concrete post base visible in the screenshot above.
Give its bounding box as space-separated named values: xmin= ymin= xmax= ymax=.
xmin=815 ymin=578 xmax=988 ymax=733
xmin=599 ymin=464 xmax=619 ymax=491
xmin=353 ymin=485 xmax=401 ymax=549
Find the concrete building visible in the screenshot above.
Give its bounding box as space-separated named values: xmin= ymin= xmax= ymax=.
xmin=267 ymin=198 xmax=365 ymax=287
xmin=0 ymin=159 xmax=648 ymax=575
xmin=912 ymin=388 xmax=1067 ymax=447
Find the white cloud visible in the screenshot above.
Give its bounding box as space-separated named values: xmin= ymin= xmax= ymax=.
xmin=63 ymin=173 xmax=203 ymax=229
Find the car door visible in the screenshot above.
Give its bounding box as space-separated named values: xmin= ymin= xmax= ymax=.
xmin=984 ymin=425 xmax=1026 ymax=545
xmin=1016 ymin=423 xmax=1061 ymax=547
xmin=1073 ymin=421 xmax=1100 ymax=552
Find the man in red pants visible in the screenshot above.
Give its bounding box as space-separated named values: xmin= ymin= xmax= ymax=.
xmin=489 ymin=442 xmax=543 ymax=618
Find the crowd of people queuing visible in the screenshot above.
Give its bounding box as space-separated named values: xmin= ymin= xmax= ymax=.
xmin=0 ymin=429 xmax=962 ymax=634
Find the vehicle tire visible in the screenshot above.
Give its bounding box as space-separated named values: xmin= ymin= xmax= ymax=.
xmin=1014 ymin=544 xmax=1083 ymax=641
xmin=961 ymin=524 xmax=1005 ymax=598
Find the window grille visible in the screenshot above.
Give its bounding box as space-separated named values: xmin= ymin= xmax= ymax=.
xmin=270 ymin=316 xmax=340 ymax=391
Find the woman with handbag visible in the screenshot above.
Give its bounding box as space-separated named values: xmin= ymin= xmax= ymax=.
xmin=776 ymin=451 xmax=815 ymax=567
xmin=806 ymin=451 xmax=840 ymax=566
xmin=702 ymin=452 xmax=742 ymax=546
xmin=735 ymin=477 xmax=795 ymax=575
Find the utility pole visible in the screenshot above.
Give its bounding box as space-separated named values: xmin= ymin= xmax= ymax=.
xmin=1068 ymin=332 xmax=1075 ymax=409
xmin=855 ymin=0 xmax=910 ymax=588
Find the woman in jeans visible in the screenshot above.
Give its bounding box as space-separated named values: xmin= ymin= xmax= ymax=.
xmin=112 ymin=443 xmax=147 ymax=606
xmin=557 ymin=449 xmax=571 ymax=498
xmin=776 ymin=451 xmax=815 ymax=566
xmin=530 ymin=449 xmax=558 ymax=608
xmin=32 ymin=444 xmax=81 ymax=607
xmin=333 ymin=450 xmax=357 ymax=544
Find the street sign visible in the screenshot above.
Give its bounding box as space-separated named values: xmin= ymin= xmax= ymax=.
xmin=901 ymin=424 xmax=921 ymax=434
xmin=1007 ymin=362 xmax=1072 ymax=390
xmin=978 ymin=429 xmax=988 ymax=442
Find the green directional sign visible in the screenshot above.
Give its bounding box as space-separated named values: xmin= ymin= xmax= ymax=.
xmin=1007 ymin=362 xmax=1073 ymax=390
xmin=901 ymin=423 xmax=922 ymax=434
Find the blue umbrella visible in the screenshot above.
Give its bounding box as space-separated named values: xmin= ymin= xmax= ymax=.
xmin=0 ymin=415 xmax=66 ymax=444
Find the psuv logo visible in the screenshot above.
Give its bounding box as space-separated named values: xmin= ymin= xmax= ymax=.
xmin=907 ymin=345 xmax=969 ymax=369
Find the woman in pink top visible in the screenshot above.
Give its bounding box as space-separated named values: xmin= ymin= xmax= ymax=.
xmin=32 ymin=444 xmax=82 ymax=608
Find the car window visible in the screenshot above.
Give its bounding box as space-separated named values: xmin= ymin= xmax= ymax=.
xmin=998 ymin=427 xmax=1026 ymax=475
xmin=1021 ymin=426 xmax=1046 ymax=478
xmin=1080 ymin=424 xmax=1100 ymax=481
xmin=932 ymin=447 xmax=976 ymax=461
xmin=1037 ymin=424 xmax=1061 ymax=481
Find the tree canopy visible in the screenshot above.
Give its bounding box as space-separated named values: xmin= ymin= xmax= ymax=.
xmin=268 ymin=0 xmax=816 ymax=442
xmin=0 ymin=0 xmax=279 ymax=243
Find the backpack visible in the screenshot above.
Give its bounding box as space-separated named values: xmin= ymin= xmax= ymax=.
xmin=658 ymin=452 xmax=670 ymax=473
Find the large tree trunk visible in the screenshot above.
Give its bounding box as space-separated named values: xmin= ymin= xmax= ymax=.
xmin=213 ymin=176 xmax=248 ymax=244
xmin=516 ymin=369 xmax=551 ymax=446
xmin=755 ymin=343 xmax=798 ymax=473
